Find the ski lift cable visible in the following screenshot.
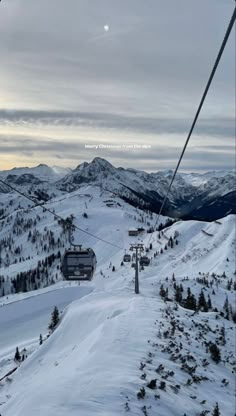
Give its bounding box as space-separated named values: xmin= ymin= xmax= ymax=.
xmin=148 ymin=5 xmax=236 ymax=245
xmin=0 ymin=179 xmax=123 ymax=250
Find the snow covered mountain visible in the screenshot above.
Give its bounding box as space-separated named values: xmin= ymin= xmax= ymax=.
xmin=57 ymin=158 xmax=235 ymax=220
xmin=0 ymin=183 xmax=235 ymax=415
xmin=181 ymin=170 xmax=236 ymax=186
xmin=1 ymin=158 xmax=235 ymax=220
xmin=0 ymin=164 xmax=71 ymax=184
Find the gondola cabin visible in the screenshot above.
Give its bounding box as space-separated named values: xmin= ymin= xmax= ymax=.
xmin=62 ymin=248 xmax=97 ymax=281
xmin=139 ymin=256 xmax=150 ymax=266
xmin=123 ymin=254 xmax=131 ymax=262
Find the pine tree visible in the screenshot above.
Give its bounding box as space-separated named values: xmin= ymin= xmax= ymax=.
xmin=198 ymin=290 xmax=208 ymax=312
xmin=207 ymin=294 xmax=212 ymax=310
xmin=227 ymin=279 xmax=232 ymax=290
xmin=223 ymin=296 xmax=229 ymax=319
xmin=212 ymin=402 xmax=220 ymax=416
xmin=14 ymin=346 xmax=21 ymax=361
xmin=39 ymin=334 xmax=43 ymax=345
xmin=137 ymin=387 xmax=146 ymax=399
xmin=209 ymin=342 xmax=221 ymax=363
xmin=159 ymin=381 xmax=166 ymax=390
xmin=184 ymin=288 xmax=197 ymax=311
xmin=159 ymin=284 xmax=166 ymax=298
xmin=175 ymin=285 xmax=182 ymax=303
xmin=220 ymin=326 xmax=226 ymax=345
xmin=48 ymin=306 xmax=60 ymax=331
xmin=169 ymin=236 xmax=174 ymax=248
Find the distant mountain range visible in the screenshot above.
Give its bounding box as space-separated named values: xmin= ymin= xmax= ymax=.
xmin=0 ymin=158 xmax=235 ymax=221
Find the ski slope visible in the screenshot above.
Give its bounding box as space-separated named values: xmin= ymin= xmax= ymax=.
xmin=0 ymin=285 xmax=92 ymax=363
xmin=0 ymin=188 xmax=235 ymax=416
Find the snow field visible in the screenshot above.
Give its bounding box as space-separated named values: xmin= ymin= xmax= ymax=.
xmin=0 ymin=185 xmax=235 ymax=415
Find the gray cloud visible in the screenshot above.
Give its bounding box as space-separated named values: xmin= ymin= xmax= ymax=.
xmin=0 ymin=0 xmax=235 ymax=171
xmin=0 ymin=109 xmax=234 ymax=138
xmin=0 ymin=0 xmax=234 ymax=113
xmin=0 ymin=134 xmax=234 ymax=172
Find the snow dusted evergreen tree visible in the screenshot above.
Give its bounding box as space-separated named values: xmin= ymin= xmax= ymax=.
xmin=223 ymin=295 xmax=229 ymax=319
xmin=168 ymin=236 xmax=174 ymax=248
xmin=209 ymin=342 xmax=221 ymax=363
xmin=174 ymin=284 xmax=182 ymax=303
xmin=212 ymin=402 xmax=220 ymax=416
xmin=207 ymin=294 xmax=212 ymax=310
xmin=184 ymin=287 xmax=197 ymax=311
xmin=14 ymin=346 xmax=21 ymax=361
xmin=198 ymin=289 xmax=208 ymax=312
xmin=159 ymin=284 xmax=166 ymax=298
xmin=220 ymin=326 xmax=226 ymax=345
xmin=48 ymin=306 xmax=60 ymax=331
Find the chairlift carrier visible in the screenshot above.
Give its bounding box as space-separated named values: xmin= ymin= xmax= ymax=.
xmin=123 ymin=253 xmax=131 ymax=262
xmin=61 ymin=224 xmax=97 ymax=281
xmin=139 ymin=255 xmax=150 ymax=266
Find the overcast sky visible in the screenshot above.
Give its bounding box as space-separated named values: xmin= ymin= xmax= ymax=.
xmin=0 ymin=0 xmax=235 ymax=172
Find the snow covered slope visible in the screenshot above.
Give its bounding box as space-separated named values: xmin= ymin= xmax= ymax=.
xmin=0 ymin=185 xmax=163 ymax=293
xmin=0 ymin=206 xmax=235 ymax=416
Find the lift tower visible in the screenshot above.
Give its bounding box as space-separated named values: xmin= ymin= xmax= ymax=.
xmin=130 ymin=244 xmax=144 ymax=294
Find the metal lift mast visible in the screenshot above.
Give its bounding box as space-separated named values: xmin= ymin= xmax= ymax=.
xmin=130 ymin=244 xmax=144 ymax=294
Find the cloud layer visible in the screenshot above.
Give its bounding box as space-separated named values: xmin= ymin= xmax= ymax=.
xmin=0 ymin=0 xmax=235 ymax=171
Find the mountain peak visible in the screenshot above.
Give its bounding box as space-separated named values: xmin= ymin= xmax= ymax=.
xmin=36 ymin=164 xmax=49 ymax=168
xmin=74 ymin=158 xmax=115 ymax=173
xmin=91 ymin=157 xmax=114 ymax=168
xmin=75 ymin=162 xmax=89 ymax=171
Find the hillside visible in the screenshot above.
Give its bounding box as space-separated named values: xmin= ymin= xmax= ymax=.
xmin=0 ymin=186 xmax=235 ymax=415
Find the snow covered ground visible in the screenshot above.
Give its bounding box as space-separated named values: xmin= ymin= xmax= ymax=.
xmin=0 ymin=186 xmax=235 ymax=415
xmin=0 ymin=285 xmax=92 ymax=375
